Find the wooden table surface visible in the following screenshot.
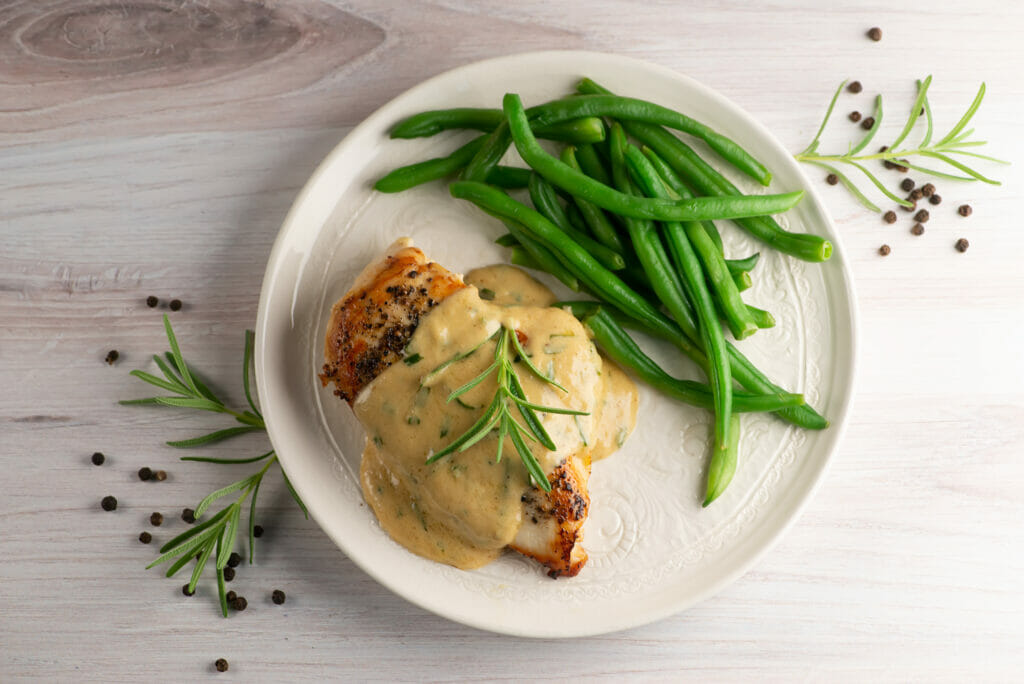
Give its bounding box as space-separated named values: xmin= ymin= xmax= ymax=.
xmin=3 ymin=1 xmax=1023 ymax=680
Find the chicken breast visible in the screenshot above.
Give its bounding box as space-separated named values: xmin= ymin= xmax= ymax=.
xmin=319 ymin=239 xmax=594 ymax=578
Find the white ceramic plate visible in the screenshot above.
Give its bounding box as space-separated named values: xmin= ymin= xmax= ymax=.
xmin=255 ymin=51 xmax=857 ymax=638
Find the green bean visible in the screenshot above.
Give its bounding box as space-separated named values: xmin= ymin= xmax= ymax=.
xmin=450 ymin=180 xmax=828 ymax=430
xmin=623 ymin=142 xmax=734 ymax=452
xmin=527 ymin=173 xmax=626 ymax=271
xmin=494 ymin=233 xmax=518 ymax=247
xmin=462 ymin=122 xmax=512 ymax=182
xmin=640 ymin=147 xmax=758 ymax=340
xmin=577 ymin=79 xmax=832 ymax=262
xmin=391 ymin=108 xmax=607 ymax=144
xmin=560 ymin=147 xmax=626 ymax=252
xmin=503 ymin=94 xmax=803 ymax=222
xmin=575 ymin=143 xmax=613 ymax=186
xmin=500 ymin=219 xmax=579 ymax=291
xmin=564 ymin=202 xmax=588 ymax=233
xmin=392 ymin=93 xmax=772 ymax=186
xmin=485 ymin=166 xmax=531 ymax=189
xmin=702 ymin=220 xmax=724 ymax=252
xmin=606 ymin=124 xmax=696 ymax=339
xmin=746 ymin=304 xmax=775 ymax=329
xmin=732 ymin=270 xmax=753 ymax=292
xmin=704 ymin=413 xmax=740 ymax=506
xmin=726 ymin=253 xmax=760 ymax=274
xmin=374 ymin=136 xmax=485 ymax=193
xmin=509 ymin=245 xmax=541 ymax=271
xmin=561 ymin=303 xmax=803 ymax=413
xmin=533 ymin=117 xmax=606 ymax=144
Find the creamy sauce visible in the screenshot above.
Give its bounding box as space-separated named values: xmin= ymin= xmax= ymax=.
xmin=357 ymin=265 xmax=637 ymax=569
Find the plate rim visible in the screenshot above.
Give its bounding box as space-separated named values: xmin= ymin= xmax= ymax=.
xmin=255 ymin=49 xmax=859 ymax=638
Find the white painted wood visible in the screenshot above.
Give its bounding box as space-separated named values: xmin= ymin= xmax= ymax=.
xmin=1 ymin=0 xmax=1022 ymax=679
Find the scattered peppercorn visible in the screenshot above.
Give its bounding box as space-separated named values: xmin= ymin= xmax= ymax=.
xmin=921 ymin=183 xmax=935 ymax=197
xmin=226 ymin=590 xmax=237 ymax=603
xmin=150 ymin=512 xmax=164 ymax=526
xmin=169 ymin=299 xmax=183 ymax=311
xmin=911 ymin=223 xmax=925 ymax=236
xmin=929 ymin=194 xmax=942 ymax=205
xmin=272 ymin=589 xmax=286 ymax=605
xmin=139 ymin=531 xmax=152 ymax=544
xmin=883 ymin=160 xmax=896 ymax=169
xmin=895 ymin=163 xmax=909 ymax=173
xmin=849 ymin=111 xmax=862 ymax=122
xmin=900 ymin=201 xmax=916 ymax=212
xmin=227 ymin=552 xmax=242 ymax=568
xmin=861 ymin=116 xmax=875 ymax=130
xmin=138 ymin=467 xmax=153 ymax=482
xmin=848 ymin=81 xmax=863 ymax=94
xmin=867 ymin=27 xmax=882 ymax=41
xmin=901 ymin=178 xmax=915 ymax=192
xmin=91 ymin=452 xmax=105 ymax=466
xmin=955 ymin=238 xmax=970 ymax=252
xmin=215 ymin=659 xmax=229 ymax=673
xmin=223 ymin=567 xmax=235 ymax=582
xmin=101 ymin=495 xmax=118 ymax=511
xmin=146 ymin=296 xmax=159 ymax=308
xmin=104 ymin=350 xmax=119 ymax=365
xmin=883 ymin=211 xmax=897 ymax=224
xmin=182 ymin=584 xmax=195 ymax=596
xmin=878 ymin=244 xmax=891 ymax=256
xmin=914 ymin=209 xmax=930 ymax=223
xmin=910 ymin=189 xmax=924 ymax=201
xmin=230 ymin=596 xmax=247 ymax=611
xmin=826 ymin=173 xmax=838 ymax=185
xmin=958 ymin=204 xmax=973 ymax=217
xmin=182 ymin=508 xmax=196 ymax=524
xmin=253 ymin=525 xmax=264 ymax=538
xmin=153 ymin=470 xmax=167 ymax=482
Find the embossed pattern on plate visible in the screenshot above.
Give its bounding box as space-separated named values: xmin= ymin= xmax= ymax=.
xmin=255 ymin=51 xmax=857 ymax=638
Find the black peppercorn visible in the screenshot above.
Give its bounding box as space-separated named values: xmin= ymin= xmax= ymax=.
xmin=226 ymin=590 xmax=237 ymax=603
xmin=910 ymin=189 xmax=924 ymax=201
xmin=215 ymin=659 xmax=229 ymax=673
xmin=153 ymin=470 xmax=167 ymax=482
xmin=182 ymin=508 xmax=196 ymax=524
xmin=847 ymin=81 xmax=863 ymax=94
xmin=227 ymin=552 xmax=242 ymax=568
xmin=150 ymin=512 xmax=163 ymax=526
xmin=91 ymin=452 xmax=105 ymax=466
xmin=921 ymin=183 xmax=935 ymax=197
xmin=253 ymin=525 xmax=264 ymax=538
xmin=826 ymin=173 xmax=838 ymax=185
xmin=911 ymin=223 xmax=925 ymax=236
xmin=138 ymin=467 xmax=153 ymax=482
xmin=929 ymin=194 xmax=942 ymax=205
xmin=878 ymin=244 xmax=891 ymax=256
xmin=182 ymin=584 xmax=195 ymax=596
xmin=169 ymin=299 xmax=182 ymax=311
xmin=146 ymin=295 xmax=159 ymax=308
xmin=867 ymin=27 xmax=882 ymax=41
xmin=883 ymin=211 xmax=897 ymax=224
xmin=231 ymin=596 xmax=247 ymax=611
xmin=105 ymin=350 xmax=119 ymax=365
xmin=900 ymin=201 xmax=916 ymax=213
xmin=849 ymin=111 xmax=861 ymax=122
xmin=223 ymin=567 xmax=235 ymax=582
xmin=101 ymin=495 xmax=117 ymax=511
xmin=272 ymin=589 xmax=286 ymax=605
xmin=958 ymin=204 xmax=972 ymax=217
xmin=861 ymin=116 xmax=875 ymax=130
xmin=914 ymin=209 xmax=930 ymax=223
xmin=139 ymin=531 xmax=152 ymax=544
xmin=901 ymin=178 xmax=915 ymax=192
xmin=955 ymin=238 xmax=970 ymax=252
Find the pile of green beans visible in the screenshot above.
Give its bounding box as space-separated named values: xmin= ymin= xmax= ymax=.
xmin=373 ymin=80 xmax=831 ymax=506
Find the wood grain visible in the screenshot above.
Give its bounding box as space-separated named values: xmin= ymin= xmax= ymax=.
xmin=2 ymin=0 xmax=1024 ymax=680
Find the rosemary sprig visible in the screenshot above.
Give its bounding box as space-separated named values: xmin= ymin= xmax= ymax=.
xmin=424 ymin=325 xmax=588 ymax=492
xmin=796 ymin=76 xmax=1009 ymax=212
xmin=121 ymin=315 xmax=307 ymax=616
